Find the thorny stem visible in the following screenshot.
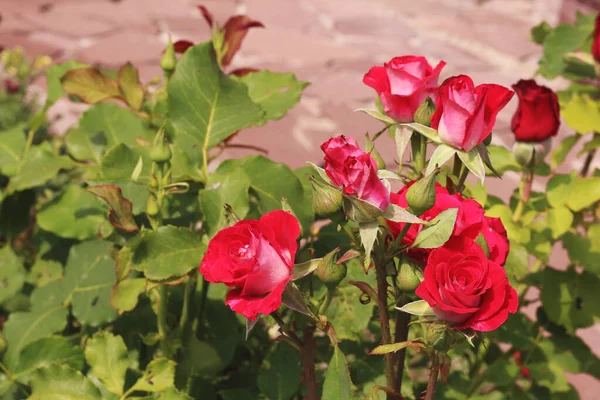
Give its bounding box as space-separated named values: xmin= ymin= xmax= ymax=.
xmin=271 ymin=312 xmax=304 ymax=351
xmin=155 ymin=285 xmax=172 ymax=358
xmin=581 ymin=149 xmax=596 ymax=177
xmin=425 ymin=352 xmax=440 ymax=400
xmin=301 ymin=326 xmax=319 ymax=400
xmin=512 ymin=171 xmax=533 ymax=223
xmin=393 ymin=304 xmax=411 ymax=393
xmin=374 ymin=254 xmax=396 ymax=398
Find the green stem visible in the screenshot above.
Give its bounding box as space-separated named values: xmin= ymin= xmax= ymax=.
xmin=411 ymin=134 xmax=426 ymax=176
xmin=512 ymin=171 xmax=533 ymax=223
xmin=447 ymin=154 xmax=463 ymax=194
xmin=179 ymin=272 xmax=198 ymax=333
xmin=455 ymin=164 xmax=469 ymax=194
xmin=194 ymin=278 xmax=210 ymax=338
xmin=156 ymin=285 xmax=172 ymax=358
xmin=581 ymin=148 xmax=596 ymax=177
xmin=374 ymin=255 xmax=396 ymax=398
xmin=318 ymin=288 xmax=334 ymax=315
xmin=271 ymin=312 xmax=304 ymax=351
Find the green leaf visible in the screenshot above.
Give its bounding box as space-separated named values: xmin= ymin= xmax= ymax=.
xmin=28 ymin=364 xmax=102 ymax=400
xmin=504 ymin=242 xmax=529 ymax=287
xmin=551 ymin=135 xmax=580 ymax=170
xmin=356 ymin=108 xmax=398 ymax=125
xmin=126 ymin=226 xmax=206 ymax=281
xmin=359 ymin=220 xmax=379 ymax=269
xmin=257 ymin=344 xmax=303 ymax=400
xmin=485 ymin=145 xmax=520 ymax=174
xmin=64 ymin=240 xmax=118 ymax=326
xmin=84 ymin=332 xmax=128 ymax=395
xmin=168 ymin=42 xmax=264 ymax=160
xmin=111 ymin=278 xmax=146 ymax=314
xmin=394 ymin=125 xmax=413 ymax=165
xmin=37 ymin=185 xmax=114 ymax=240
xmin=87 ymin=184 xmax=139 ymax=232
xmin=12 ymin=337 xmax=84 ymax=383
xmin=382 ymin=204 xmax=425 ymax=224
xmin=292 ymin=258 xmax=321 ymax=281
xmin=397 ymin=299 xmax=435 ymax=316
xmin=456 ymin=148 xmax=485 ymax=182
xmin=322 ymin=346 xmax=352 ymax=400
xmin=159 ymin=388 xmax=194 ymax=400
xmin=130 ymin=358 xmax=176 ymax=393
xmin=45 ymin=61 xmax=88 ymax=107
xmin=8 ymin=147 xmax=74 ymax=192
xmin=546 ymin=174 xmax=573 ymax=207
xmin=118 ymin=62 xmax=144 ymax=110
xmin=547 ymin=206 xmax=573 ymax=239
xmin=562 ymin=227 xmax=600 ymax=274
xmin=410 ymin=208 xmax=458 ymax=249
xmin=65 ymin=128 xmax=106 ymax=164
xmin=370 ymin=340 xmax=424 ymax=355
xmin=401 ymin=122 xmax=442 ymax=143
xmin=61 ymin=67 xmax=123 ymax=104
xmin=0 ymin=123 xmax=26 ymax=170
xmin=581 ymin=134 xmax=600 ymax=154
xmin=2 ymin=307 xmax=69 ymax=370
xmin=237 ymin=70 xmax=308 ymax=125
xmin=560 ymin=93 xmax=600 ymax=134
xmin=565 ymin=176 xmax=600 ymax=211
xmin=0 ymin=246 xmax=26 ymax=305
xmin=426 ymin=144 xmax=456 ymax=176
xmin=538 ymin=14 xmax=595 ymax=78
xmin=26 ymin=259 xmax=63 ymax=288
xmin=531 ymin=21 xmax=552 ymax=45
xmin=540 ymin=268 xmax=600 ymax=333
xmin=78 ymin=103 xmax=152 ymax=148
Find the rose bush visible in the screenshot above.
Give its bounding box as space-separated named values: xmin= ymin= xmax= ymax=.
xmin=1 ymin=6 xmax=600 ymax=400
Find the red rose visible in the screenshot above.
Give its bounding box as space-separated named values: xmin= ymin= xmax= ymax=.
xmin=431 ymin=75 xmax=513 ymax=151
xmin=363 ymin=56 xmax=446 ymax=122
xmin=510 ymin=79 xmax=560 ymax=143
xmin=481 ymin=216 xmax=509 ymax=266
xmin=321 ymin=135 xmax=390 ymax=211
xmin=387 ymin=183 xmax=485 ymax=259
xmin=200 ymin=210 xmax=300 ymax=320
xmin=592 ymin=14 xmax=600 ymax=63
xmin=415 ymin=238 xmax=518 ymax=332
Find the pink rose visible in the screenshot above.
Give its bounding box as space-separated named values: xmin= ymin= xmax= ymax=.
xmin=321 ymin=135 xmax=390 ymax=211
xmin=431 ymin=75 xmax=514 ymax=151
xmin=363 ymin=56 xmax=446 ymax=122
xmin=416 ymin=237 xmax=518 ymax=332
xmin=200 ymin=210 xmax=300 ymax=320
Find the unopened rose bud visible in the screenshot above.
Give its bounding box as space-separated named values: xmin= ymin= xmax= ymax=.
xmin=405 ymin=170 xmax=439 ymax=216
xmin=310 ymin=177 xmax=344 ymax=221
xmin=343 ymin=196 xmax=383 ymax=224
xmin=413 ymin=97 xmax=436 ymax=126
xmin=150 ymin=128 xmax=172 ymax=163
xmin=160 ymin=37 xmax=177 ymax=75
xmin=424 ymin=320 xmax=454 ymax=352
xmin=396 ymin=255 xmax=424 ymax=292
xmin=513 ymin=139 xmax=550 ymax=170
xmin=316 ymin=249 xmax=346 ymax=289
xmin=146 ymin=195 xmax=160 ymax=217
xmin=365 ymin=135 xmax=386 ymax=170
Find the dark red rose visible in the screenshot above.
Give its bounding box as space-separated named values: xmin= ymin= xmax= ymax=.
xmin=431 ymin=75 xmax=513 ymax=151
xmin=415 ymin=237 xmax=518 ymax=332
xmin=592 ymin=14 xmax=600 ymax=63
xmin=510 ymin=79 xmax=560 ymax=143
xmin=321 ymin=135 xmax=390 ymax=211
xmin=363 ymin=56 xmax=445 ymax=123
xmin=200 ymin=210 xmax=300 ymax=320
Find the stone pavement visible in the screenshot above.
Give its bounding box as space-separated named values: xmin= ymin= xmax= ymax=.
xmin=2 ymin=0 xmax=600 ymax=397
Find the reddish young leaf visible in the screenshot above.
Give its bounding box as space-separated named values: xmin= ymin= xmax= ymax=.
xmin=173 ymin=40 xmax=195 ymax=54
xmin=229 ymin=67 xmax=260 ymax=77
xmin=221 ymin=15 xmax=265 ymax=67
xmin=197 ymin=5 xmax=214 ymax=28
xmin=87 ymin=185 xmax=139 ymax=232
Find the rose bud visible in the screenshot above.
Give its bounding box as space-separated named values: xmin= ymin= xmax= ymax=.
xmin=160 ymin=37 xmax=177 ymax=75
xmin=150 ymin=127 xmax=172 ymax=163
xmin=415 ymin=237 xmax=518 ymax=332
xmin=413 ymin=97 xmax=436 ymax=126
xmin=512 ymin=140 xmax=551 ymax=170
xmin=309 ymin=176 xmax=344 ymax=221
xmin=592 ymin=13 xmax=600 ymax=64
xmin=363 ymin=56 xmax=446 ymax=122
xmin=405 ymin=169 xmax=439 ymax=216
xmin=200 ymin=210 xmax=300 ymax=320
xmin=511 ymin=79 xmax=560 ymax=143
xmin=316 ymin=249 xmax=347 ymax=290
xmin=321 ymin=135 xmax=390 ymax=221
xmin=431 ymin=75 xmax=514 ymax=152
xmin=424 ymin=320 xmax=455 ymax=352
xmin=396 ymin=254 xmax=424 ymax=292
